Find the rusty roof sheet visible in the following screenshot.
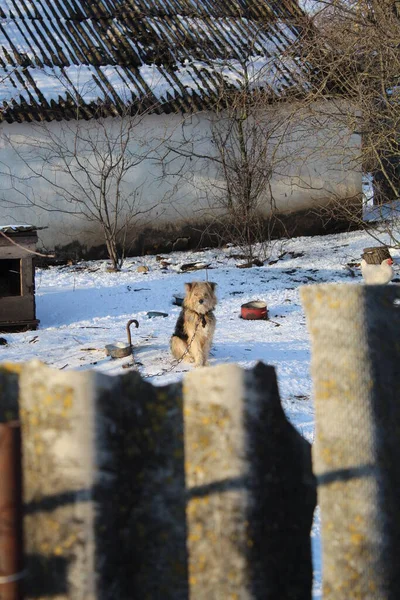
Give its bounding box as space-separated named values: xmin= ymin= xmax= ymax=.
xmin=0 ymin=0 xmax=308 ymax=122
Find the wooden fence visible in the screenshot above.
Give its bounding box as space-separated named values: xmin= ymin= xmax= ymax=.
xmin=0 ymin=283 xmax=399 ymax=600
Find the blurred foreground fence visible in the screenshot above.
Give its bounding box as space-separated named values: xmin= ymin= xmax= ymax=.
xmin=301 ymin=283 xmax=400 ymax=599
xmin=0 ymin=284 xmax=399 ymax=600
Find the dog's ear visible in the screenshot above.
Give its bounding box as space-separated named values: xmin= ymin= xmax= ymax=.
xmin=185 ymin=282 xmax=193 ymax=293
xmin=209 ymin=282 xmax=217 ymax=291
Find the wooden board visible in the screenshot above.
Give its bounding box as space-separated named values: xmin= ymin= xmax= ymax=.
xmin=0 ymin=296 xmax=35 ymax=323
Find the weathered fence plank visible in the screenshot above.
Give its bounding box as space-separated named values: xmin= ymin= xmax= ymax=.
xmin=184 ymin=362 xmax=316 ymax=599
xmin=0 ymin=360 xmax=315 ymax=600
xmin=301 ymin=283 xmax=400 ymax=600
xmin=19 ymin=361 xmax=187 ymax=600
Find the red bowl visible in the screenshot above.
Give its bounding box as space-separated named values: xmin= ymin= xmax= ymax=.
xmin=241 ymin=301 xmax=268 ymax=320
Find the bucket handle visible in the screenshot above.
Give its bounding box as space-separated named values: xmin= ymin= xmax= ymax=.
xmin=126 ymin=319 xmax=139 ymax=347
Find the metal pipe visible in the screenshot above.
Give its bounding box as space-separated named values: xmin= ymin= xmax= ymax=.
xmin=0 ymin=422 xmax=24 ymax=600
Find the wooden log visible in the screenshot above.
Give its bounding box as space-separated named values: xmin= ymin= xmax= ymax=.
xmin=361 ymin=245 xmax=392 ymax=264
xmin=301 ymin=283 xmax=400 ymax=600
xmin=0 ymin=360 xmax=316 ymax=599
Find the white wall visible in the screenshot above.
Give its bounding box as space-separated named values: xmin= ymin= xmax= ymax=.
xmin=0 ymin=101 xmax=361 ymax=250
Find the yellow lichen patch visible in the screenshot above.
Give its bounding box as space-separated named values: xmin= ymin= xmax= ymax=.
xmin=35 ymin=442 xmax=44 ymax=456
xmin=63 ymin=392 xmax=74 ymax=412
xmin=0 ymin=362 xmax=23 ymax=374
xmin=350 ymin=533 xmax=365 ymax=546
xmin=328 ymin=299 xmax=341 ymax=310
xmin=206 ymin=530 xmax=217 ymax=543
xmin=199 ymin=434 xmax=211 ymax=448
xmin=189 ymin=523 xmax=203 ymax=540
xmin=47 ymin=519 xmax=60 ymax=532
xmin=187 ymin=496 xmax=209 ymax=516
xmin=318 ymin=378 xmax=340 ymax=401
xmin=44 ymin=393 xmax=54 ymax=406
xmin=354 ymin=514 xmax=364 ymax=525
xmin=54 ymin=545 xmax=63 ymax=556
xmin=193 ymin=465 xmax=205 ymax=477
xmin=63 ymin=534 xmax=78 ymax=549
xmin=51 ymin=385 xmax=74 ymax=417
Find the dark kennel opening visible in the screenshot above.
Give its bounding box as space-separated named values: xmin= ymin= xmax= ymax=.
xmin=0 ymin=225 xmax=39 ymax=331
xmin=0 ymin=259 xmax=22 ymax=297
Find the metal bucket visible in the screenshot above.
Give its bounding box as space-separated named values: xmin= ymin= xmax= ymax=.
xmin=105 ymin=319 xmax=139 ymax=359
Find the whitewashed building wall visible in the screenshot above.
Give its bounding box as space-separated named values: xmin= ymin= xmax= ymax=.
xmin=0 ymin=101 xmax=361 ymax=250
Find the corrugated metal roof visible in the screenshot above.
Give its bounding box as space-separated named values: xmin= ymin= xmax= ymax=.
xmin=0 ymin=0 xmax=308 ymax=122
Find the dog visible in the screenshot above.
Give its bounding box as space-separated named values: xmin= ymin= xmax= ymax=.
xmin=170 ymin=281 xmax=217 ymax=367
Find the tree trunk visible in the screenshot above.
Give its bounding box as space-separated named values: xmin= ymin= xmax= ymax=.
xmin=104 ymin=230 xmax=121 ymax=271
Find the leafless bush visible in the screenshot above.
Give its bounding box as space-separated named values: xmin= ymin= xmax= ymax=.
xmin=0 ymin=80 xmax=164 ymax=270
xmin=294 ymin=0 xmax=400 ymax=245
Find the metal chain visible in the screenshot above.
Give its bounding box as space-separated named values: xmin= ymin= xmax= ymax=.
xmin=142 ymin=318 xmax=202 ymax=378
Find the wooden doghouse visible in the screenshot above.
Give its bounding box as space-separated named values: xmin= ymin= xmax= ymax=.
xmin=0 ymin=225 xmax=40 ymax=331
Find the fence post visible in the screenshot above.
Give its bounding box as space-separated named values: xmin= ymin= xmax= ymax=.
xmin=183 ymin=362 xmax=316 ymax=599
xmin=301 ymin=283 xmax=400 ymax=599
xmin=1 ymin=360 xmax=316 ymax=599
xmin=0 ymin=422 xmax=24 ymax=600
xmin=16 ymin=360 xmax=188 ymax=600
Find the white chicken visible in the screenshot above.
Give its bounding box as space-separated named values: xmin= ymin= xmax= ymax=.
xmin=360 ymin=258 xmax=394 ymax=285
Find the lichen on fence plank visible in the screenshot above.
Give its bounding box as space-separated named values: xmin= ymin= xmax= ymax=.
xmin=0 ymin=360 xmax=316 ymax=600
xmin=301 ymin=283 xmax=400 ymax=600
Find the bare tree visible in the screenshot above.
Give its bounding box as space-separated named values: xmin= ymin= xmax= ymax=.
xmin=294 ymin=0 xmax=400 ymax=245
xmin=160 ymin=62 xmax=298 ymax=261
xmin=155 ymin=6 xmax=366 ymax=260
xmin=205 ymin=88 xmax=295 ymax=260
xmin=0 ymin=80 xmax=164 ymax=270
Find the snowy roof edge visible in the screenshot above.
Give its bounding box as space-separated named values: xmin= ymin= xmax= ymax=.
xmin=0 ymin=0 xmax=311 ymax=123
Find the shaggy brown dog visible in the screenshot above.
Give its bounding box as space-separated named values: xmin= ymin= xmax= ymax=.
xmin=170 ymin=281 xmax=217 ymax=367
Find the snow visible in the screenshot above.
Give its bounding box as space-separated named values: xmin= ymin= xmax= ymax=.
xmin=1 ymin=226 xmax=399 ymax=596
xmin=364 ymin=198 xmax=400 ymax=223
xmin=361 ymin=173 xmax=400 ymax=224
xmin=0 ymin=223 xmax=36 ymax=231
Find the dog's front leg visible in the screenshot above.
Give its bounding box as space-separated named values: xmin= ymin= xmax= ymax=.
xmin=171 ymin=335 xmax=194 ymax=363
xmin=190 ymin=341 xmax=206 ymax=367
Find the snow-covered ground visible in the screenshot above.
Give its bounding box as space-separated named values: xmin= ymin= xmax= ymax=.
xmin=2 ymin=227 xmax=399 ymax=597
